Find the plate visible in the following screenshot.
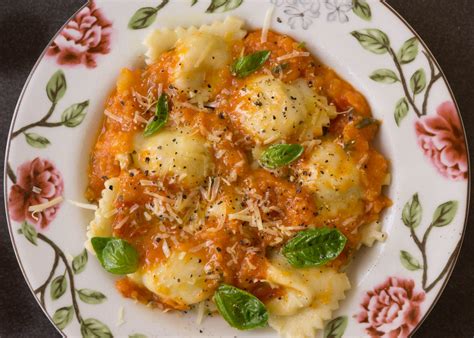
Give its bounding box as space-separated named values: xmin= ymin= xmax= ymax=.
xmin=4 ymin=0 xmax=469 ymax=337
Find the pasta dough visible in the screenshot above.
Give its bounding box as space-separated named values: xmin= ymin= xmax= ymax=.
xmin=265 ymin=254 xmax=350 ymax=338
xmin=133 ymin=128 xmax=213 ymax=187
xmin=129 ymin=250 xmax=211 ymax=308
xmin=234 ymin=76 xmax=337 ymax=144
xmin=294 ymin=140 xmax=365 ymax=220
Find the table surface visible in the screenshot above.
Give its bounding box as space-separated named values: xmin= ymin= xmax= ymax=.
xmin=0 ymin=0 xmax=473 ymax=337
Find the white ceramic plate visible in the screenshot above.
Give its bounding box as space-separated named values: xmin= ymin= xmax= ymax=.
xmin=4 ymin=0 xmax=469 ymax=337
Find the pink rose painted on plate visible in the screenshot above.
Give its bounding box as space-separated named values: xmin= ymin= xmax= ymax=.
xmin=415 ymin=101 xmax=467 ymax=181
xmin=47 ymin=0 xmax=112 ymax=68
xmin=357 ymin=277 xmax=425 ymax=338
xmin=8 ymin=158 xmax=64 ymax=229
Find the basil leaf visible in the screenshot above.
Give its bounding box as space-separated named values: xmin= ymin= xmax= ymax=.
xmin=259 ymin=144 xmax=304 ymax=169
xmin=282 ymin=227 xmax=347 ymax=268
xmin=231 ymin=50 xmax=271 ymax=78
xmin=91 ymin=237 xmax=139 ymax=275
xmin=144 ymin=93 xmax=169 ymax=137
xmin=213 ymin=284 xmax=268 ymax=330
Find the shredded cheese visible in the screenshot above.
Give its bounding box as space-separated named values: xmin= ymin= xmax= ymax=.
xmin=28 ymin=196 xmax=63 ymax=213
xmin=276 ymin=51 xmax=310 ymax=62
xmin=162 ymin=239 xmax=171 ymax=258
xmin=104 ymin=110 xmax=123 ymax=123
xmin=117 ymin=306 xmax=125 ymax=326
xmin=261 ymin=5 xmax=275 ymax=43
xmin=196 ymin=301 xmax=206 ymax=325
xmin=66 ymin=199 xmax=98 ymax=211
xmin=32 ymin=186 xmax=42 ymax=194
xmin=115 ymin=216 xmax=129 ymax=229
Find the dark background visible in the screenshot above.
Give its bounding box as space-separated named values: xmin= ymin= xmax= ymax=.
xmin=0 ymin=0 xmax=472 ymax=337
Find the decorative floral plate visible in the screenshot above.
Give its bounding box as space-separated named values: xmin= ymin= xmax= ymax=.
xmin=4 ymin=0 xmax=469 ymax=337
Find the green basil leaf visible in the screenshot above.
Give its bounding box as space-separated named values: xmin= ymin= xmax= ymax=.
xmin=52 ymin=306 xmax=74 ymax=330
xmin=61 ymin=100 xmax=89 ymax=127
xmin=352 ymin=0 xmax=371 ymax=21
xmin=50 ymin=275 xmax=67 ymax=300
xmin=355 ymin=117 xmax=377 ymax=129
xmin=394 ymin=97 xmax=409 ymax=126
xmin=282 ymin=227 xmax=347 ymax=268
xmin=72 ymin=249 xmax=88 ymax=274
xmin=213 ymin=284 xmax=268 ymax=330
xmin=25 ymin=133 xmax=51 ymax=148
xmin=129 ymin=334 xmax=148 ymax=338
xmin=432 ymin=200 xmax=458 ymax=227
xmin=410 ymin=68 xmax=426 ymax=94
xmin=402 ymin=193 xmax=422 ymax=228
xmin=144 ymin=93 xmax=169 ymax=137
xmin=46 ymin=70 xmax=67 ymax=103
xmin=91 ymin=237 xmax=139 ymax=275
xmin=128 ymin=7 xmax=158 ymax=30
xmin=369 ymin=69 xmax=399 ymax=83
xmin=397 ymin=37 xmax=419 ymax=64
xmin=80 ymin=318 xmax=113 ymax=338
xmin=324 ymin=315 xmax=348 ymax=338
xmin=231 ymin=50 xmax=271 ymax=78
xmin=259 ymin=144 xmax=304 ymax=169
xmin=20 ymin=222 xmax=37 ymax=246
xmin=350 ymin=29 xmax=390 ymax=54
xmin=399 ymin=250 xmax=422 ymax=271
xmin=77 ymin=289 xmax=107 ymax=304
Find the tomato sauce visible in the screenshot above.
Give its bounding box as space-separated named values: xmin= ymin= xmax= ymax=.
xmin=87 ymin=29 xmax=391 ymax=309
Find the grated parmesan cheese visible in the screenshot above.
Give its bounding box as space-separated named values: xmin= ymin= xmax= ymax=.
xmin=261 ymin=5 xmax=275 ymax=43
xmin=276 ymin=51 xmax=310 ymax=62
xmin=104 ymin=110 xmax=124 ymax=123
xmin=28 ymin=196 xmax=63 ymax=213
xmin=115 ymin=216 xmax=129 ymax=229
xmin=162 ymin=239 xmax=171 ymax=258
xmin=117 ymin=306 xmax=125 ymax=326
xmin=196 ymin=301 xmax=206 ymax=325
xmin=32 ymin=186 xmax=42 ymax=194
xmin=66 ymin=199 xmax=98 ymax=211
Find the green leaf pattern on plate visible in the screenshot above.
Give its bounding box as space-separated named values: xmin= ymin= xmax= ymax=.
xmin=20 ymin=222 xmax=37 ymax=245
xmin=52 ymin=306 xmax=74 ymax=330
xmin=400 ymin=194 xmax=461 ymax=293
xmin=370 ymin=69 xmax=399 ymax=83
xmin=410 ymin=68 xmax=427 ymax=94
xmin=25 ymin=133 xmax=51 ymax=148
xmin=324 ymin=315 xmax=348 ymax=338
xmin=397 ymin=37 xmax=419 ymax=64
xmin=50 ymin=275 xmax=67 ymax=300
xmin=402 ymin=193 xmax=422 ymax=229
xmin=432 ymin=201 xmax=458 ymax=227
xmin=72 ymin=249 xmax=88 ymax=274
xmin=77 ymin=289 xmax=107 ymax=304
xmin=80 ymin=318 xmax=113 ymax=338
xmin=46 ymin=70 xmax=67 ymax=103
xmin=394 ymin=97 xmax=409 ymax=126
xmin=61 ymin=100 xmax=89 ymax=127
xmin=400 ymin=250 xmax=422 ymax=271
xmin=352 ymin=0 xmax=371 ymax=21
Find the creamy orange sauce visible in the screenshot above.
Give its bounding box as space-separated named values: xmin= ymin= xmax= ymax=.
xmin=87 ymin=30 xmax=391 ymax=309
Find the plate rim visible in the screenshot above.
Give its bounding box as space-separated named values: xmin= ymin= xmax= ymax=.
xmin=3 ymin=0 xmax=471 ymax=336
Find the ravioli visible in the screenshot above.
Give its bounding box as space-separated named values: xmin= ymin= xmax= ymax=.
xmin=231 ymin=76 xmax=337 ymax=145
xmin=145 ymin=16 xmax=246 ymax=103
xmin=129 ymin=251 xmax=211 ymax=309
xmin=294 ymin=139 xmax=365 ymax=220
xmin=86 ymin=17 xmax=391 ymax=338
xmin=133 ymin=128 xmax=213 ymax=187
xmin=265 ymin=254 xmax=350 ymax=338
